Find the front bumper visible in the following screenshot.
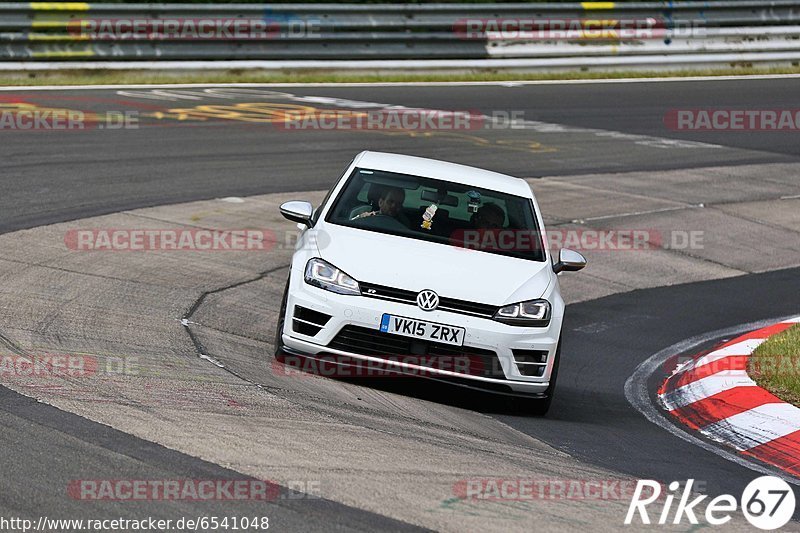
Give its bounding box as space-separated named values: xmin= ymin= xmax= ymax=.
xmin=281 ymin=273 xmax=563 ymax=395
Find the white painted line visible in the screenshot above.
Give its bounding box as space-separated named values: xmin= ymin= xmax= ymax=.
xmin=701 ymin=403 xmax=800 ymax=451
xmin=660 ymin=372 xmax=757 ymax=411
xmin=1 ymin=74 xmax=800 ymax=92
xmin=685 ymin=338 xmax=767 ymax=373
xmin=86 ymin=85 xmax=725 ymax=152
xmin=678 ymin=352 xmax=747 ymax=379
xmin=578 ymin=205 xmax=694 ymax=223
xmin=199 ymin=353 xmax=225 ymax=368
xmin=3 ymin=53 xmax=800 ymax=72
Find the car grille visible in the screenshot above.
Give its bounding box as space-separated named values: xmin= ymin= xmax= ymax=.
xmin=328 ymin=325 xmax=506 ymax=379
xmin=359 ymin=282 xmax=498 ymax=319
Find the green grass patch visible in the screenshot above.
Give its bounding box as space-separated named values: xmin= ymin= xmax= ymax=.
xmin=1 ymin=64 xmax=800 ymax=87
xmin=749 ymin=324 xmax=800 ymax=405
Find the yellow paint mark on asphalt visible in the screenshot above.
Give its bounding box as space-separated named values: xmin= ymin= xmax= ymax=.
xmin=30 ymin=2 xmax=89 ymax=10
xmin=144 ymin=101 xmax=558 ymax=155
xmin=144 ymin=111 xmax=207 ymax=121
xmin=155 ymin=102 xmax=364 ymax=124
xmin=188 ymin=208 xmax=228 ymax=223
xmin=581 ymin=2 xmax=615 ymax=9
xmin=377 ymin=131 xmax=558 ymax=154
xmin=495 ymin=139 xmax=558 ymax=154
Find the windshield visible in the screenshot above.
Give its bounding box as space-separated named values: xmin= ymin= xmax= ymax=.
xmin=325 ymin=167 xmax=546 ymax=262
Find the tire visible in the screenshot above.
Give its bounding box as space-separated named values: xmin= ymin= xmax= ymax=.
xmin=274 ymin=277 xmax=290 ymax=358
xmin=526 ymin=338 xmax=561 ymax=416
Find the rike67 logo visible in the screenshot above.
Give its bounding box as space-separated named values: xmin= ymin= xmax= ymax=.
xmin=625 ymin=477 xmax=795 ymax=530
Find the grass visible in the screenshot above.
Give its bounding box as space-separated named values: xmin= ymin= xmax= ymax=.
xmin=749 ymin=325 xmax=800 ymax=405
xmin=1 ymin=65 xmax=800 ymax=87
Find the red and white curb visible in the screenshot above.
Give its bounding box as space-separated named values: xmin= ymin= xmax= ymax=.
xmin=659 ymin=316 xmax=800 ymax=476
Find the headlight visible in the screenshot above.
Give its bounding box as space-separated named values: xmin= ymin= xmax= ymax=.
xmin=493 ymin=299 xmax=550 ymax=326
xmin=304 ymin=258 xmax=360 ymax=295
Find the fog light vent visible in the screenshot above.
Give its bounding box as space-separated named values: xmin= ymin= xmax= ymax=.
xmin=292 ymin=305 xmax=332 ymax=337
xmin=512 ymin=349 xmax=548 ymax=377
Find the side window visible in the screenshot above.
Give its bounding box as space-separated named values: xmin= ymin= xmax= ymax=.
xmin=341 ymin=180 xmax=371 ymax=219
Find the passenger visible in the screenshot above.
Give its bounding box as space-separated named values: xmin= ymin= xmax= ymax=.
xmin=472 ymin=203 xmax=505 ymax=230
xmin=352 ymin=186 xmax=406 ymax=220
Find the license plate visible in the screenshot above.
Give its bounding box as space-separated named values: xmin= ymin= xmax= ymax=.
xmin=379 ymin=314 xmax=465 ymax=346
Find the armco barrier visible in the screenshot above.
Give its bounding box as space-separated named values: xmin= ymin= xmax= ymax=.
xmin=0 ymin=2 xmax=799 ymax=69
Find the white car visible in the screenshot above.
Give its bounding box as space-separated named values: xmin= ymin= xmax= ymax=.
xmin=276 ymin=151 xmax=585 ymax=415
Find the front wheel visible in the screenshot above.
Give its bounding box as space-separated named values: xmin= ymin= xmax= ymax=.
xmin=274 ymin=277 xmax=289 ymax=358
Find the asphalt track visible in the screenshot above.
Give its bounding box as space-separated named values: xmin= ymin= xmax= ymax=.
xmin=507 ymin=267 xmax=800 ymax=499
xmin=2 ymin=77 xmax=798 ymax=233
xmin=0 ymin=387 xmax=424 ymax=532
xmin=1 ymin=78 xmax=799 ymax=529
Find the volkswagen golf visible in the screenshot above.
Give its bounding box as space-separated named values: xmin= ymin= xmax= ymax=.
xmin=275 ymin=151 xmax=586 ymax=414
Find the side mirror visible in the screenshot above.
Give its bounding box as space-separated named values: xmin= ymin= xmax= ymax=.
xmin=280 ymin=201 xmax=314 ymax=227
xmin=553 ymin=248 xmax=586 ymax=274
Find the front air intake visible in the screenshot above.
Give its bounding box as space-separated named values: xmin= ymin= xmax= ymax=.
xmin=512 ymin=349 xmax=548 ymax=377
xmin=292 ymin=305 xmax=332 ymax=337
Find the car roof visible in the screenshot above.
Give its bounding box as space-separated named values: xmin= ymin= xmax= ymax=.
xmin=354 ymin=151 xmax=534 ymax=198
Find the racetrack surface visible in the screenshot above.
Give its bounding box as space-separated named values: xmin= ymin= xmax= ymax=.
xmin=504 ymin=267 xmax=800 ymax=499
xmin=1 ymin=78 xmax=799 ymax=530
xmin=2 ymin=78 xmax=798 ymax=233
xmin=0 ymin=387 xmax=424 ymax=532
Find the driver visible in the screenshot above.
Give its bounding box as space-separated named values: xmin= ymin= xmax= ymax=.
xmin=472 ymin=202 xmax=505 ymax=230
xmin=351 ymin=186 xmax=406 ymax=220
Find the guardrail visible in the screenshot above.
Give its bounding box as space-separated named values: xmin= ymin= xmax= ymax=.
xmin=0 ymin=2 xmax=799 ymax=70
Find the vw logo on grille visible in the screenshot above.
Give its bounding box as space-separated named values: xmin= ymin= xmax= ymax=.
xmin=416 ymin=290 xmax=439 ymax=311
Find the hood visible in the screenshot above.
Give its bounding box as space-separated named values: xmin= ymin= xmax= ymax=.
xmin=315 ymin=224 xmax=551 ymax=306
